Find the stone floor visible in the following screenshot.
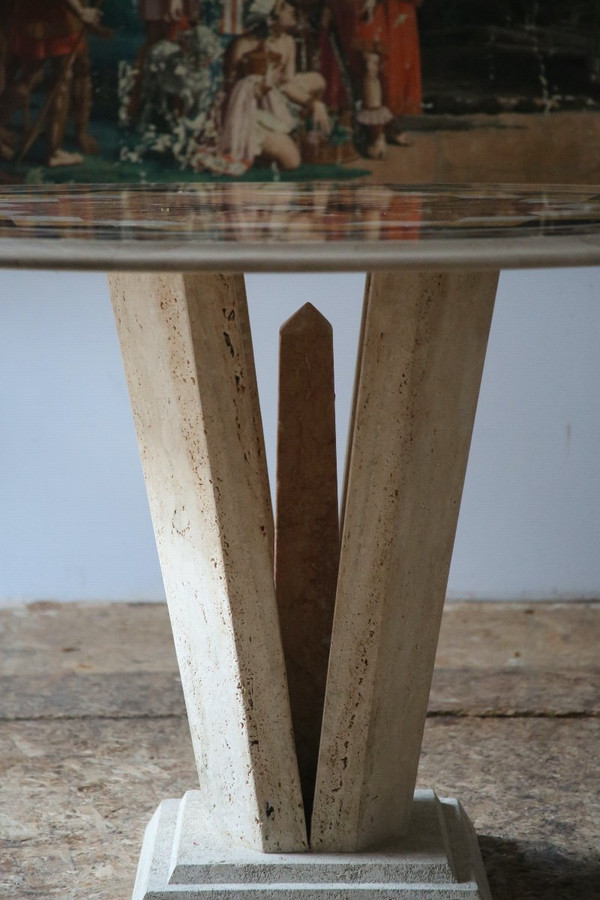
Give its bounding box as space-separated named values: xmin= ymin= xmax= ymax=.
xmin=0 ymin=601 xmax=598 ymax=899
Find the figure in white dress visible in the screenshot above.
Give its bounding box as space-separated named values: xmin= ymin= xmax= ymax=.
xmin=218 ymin=0 xmax=331 ymax=172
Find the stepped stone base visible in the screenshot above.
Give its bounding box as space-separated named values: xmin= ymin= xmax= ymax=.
xmin=132 ymin=789 xmax=492 ymax=899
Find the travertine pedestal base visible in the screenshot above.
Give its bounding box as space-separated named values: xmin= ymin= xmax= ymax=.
xmin=132 ymin=790 xmax=491 ymax=899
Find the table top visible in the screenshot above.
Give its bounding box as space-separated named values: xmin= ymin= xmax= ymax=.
xmin=1 ymin=183 xmax=600 ymax=272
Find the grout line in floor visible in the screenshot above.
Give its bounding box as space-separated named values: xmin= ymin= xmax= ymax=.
xmin=1 ymin=710 xmax=597 ymax=724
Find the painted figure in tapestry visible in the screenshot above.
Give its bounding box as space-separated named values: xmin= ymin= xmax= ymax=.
xmin=318 ymin=0 xmax=358 ymax=115
xmin=354 ymin=0 xmax=423 ymax=158
xmin=0 ymin=0 xmax=104 ymax=167
xmin=317 ymin=0 xmax=423 ymax=157
xmin=219 ymin=0 xmax=331 ymax=172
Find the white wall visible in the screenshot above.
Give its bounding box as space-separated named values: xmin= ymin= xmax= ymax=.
xmin=1 ymin=267 xmax=599 ymax=604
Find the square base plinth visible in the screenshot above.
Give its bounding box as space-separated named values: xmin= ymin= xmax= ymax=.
xmin=132 ymin=789 xmax=491 ymax=899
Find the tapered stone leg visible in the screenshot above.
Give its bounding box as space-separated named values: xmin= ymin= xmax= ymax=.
xmin=109 ymin=272 xmax=307 ymax=853
xmin=312 ymin=270 xmax=498 ymax=852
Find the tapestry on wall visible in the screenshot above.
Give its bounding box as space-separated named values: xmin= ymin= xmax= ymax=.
xmin=0 ymin=1 xmax=599 ymax=185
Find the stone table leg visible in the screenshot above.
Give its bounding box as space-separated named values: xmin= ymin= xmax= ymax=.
xmin=312 ymin=270 xmax=499 ymax=852
xmin=109 ymin=272 xmax=307 ymax=855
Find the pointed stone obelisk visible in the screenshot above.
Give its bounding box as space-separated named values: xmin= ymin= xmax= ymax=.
xmin=275 ymin=303 xmax=339 ymax=822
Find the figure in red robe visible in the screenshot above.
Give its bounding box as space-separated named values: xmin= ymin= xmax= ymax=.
xmin=319 ymin=0 xmax=359 ymax=114
xmin=357 ymin=0 xmax=423 ymax=117
xmin=323 ymin=0 xmax=423 ymax=158
xmin=0 ymin=0 xmax=101 ymax=166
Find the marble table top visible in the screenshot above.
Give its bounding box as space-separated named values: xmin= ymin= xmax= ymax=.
xmin=0 ymin=183 xmax=599 ymax=272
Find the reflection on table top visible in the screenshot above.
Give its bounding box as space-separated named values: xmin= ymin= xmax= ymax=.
xmin=0 ymin=183 xmax=599 ymax=272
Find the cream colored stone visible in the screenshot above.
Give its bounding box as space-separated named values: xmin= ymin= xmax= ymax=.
xmin=108 ymin=272 xmax=306 ymax=853
xmin=133 ymin=790 xmax=492 ymax=899
xmin=311 ymin=270 xmax=499 ymax=852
